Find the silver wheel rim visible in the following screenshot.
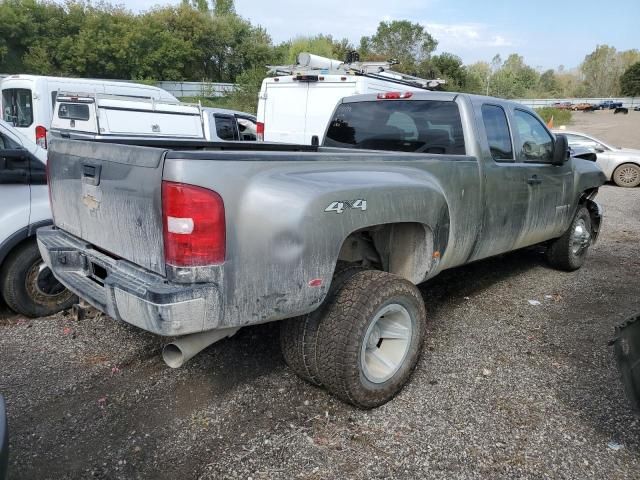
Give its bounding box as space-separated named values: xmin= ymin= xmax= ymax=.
xmin=570 ymin=219 xmax=591 ymax=256
xmin=360 ymin=303 xmax=413 ymax=384
xmin=31 ymin=262 xmax=65 ymax=297
xmin=616 ymin=165 xmax=640 ymax=186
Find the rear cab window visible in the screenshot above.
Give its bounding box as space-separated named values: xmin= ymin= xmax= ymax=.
xmin=324 ymin=100 xmax=466 ymax=154
xmin=214 ymin=114 xmax=239 ymax=141
xmin=2 ymin=89 xmax=34 ymax=127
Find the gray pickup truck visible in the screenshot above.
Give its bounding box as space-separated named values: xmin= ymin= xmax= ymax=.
xmin=38 ymin=91 xmax=606 ymax=408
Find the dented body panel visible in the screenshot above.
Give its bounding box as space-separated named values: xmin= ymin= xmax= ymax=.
xmin=38 ymin=92 xmax=606 ymax=336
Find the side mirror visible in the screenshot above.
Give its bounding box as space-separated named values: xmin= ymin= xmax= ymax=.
xmin=311 ymin=135 xmax=319 ymax=147
xmin=595 ymin=144 xmax=606 ymax=153
xmin=552 ymin=134 xmax=569 ymax=166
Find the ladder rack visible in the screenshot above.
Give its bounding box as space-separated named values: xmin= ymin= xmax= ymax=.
xmin=267 ymin=52 xmax=445 ymax=90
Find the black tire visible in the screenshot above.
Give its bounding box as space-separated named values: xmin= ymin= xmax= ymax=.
xmin=1 ymin=240 xmax=76 ymax=317
xmin=546 ymin=206 xmax=592 ymax=271
xmin=612 ymin=163 xmax=640 ymax=188
xmin=315 ymin=270 xmax=426 ymax=409
xmin=280 ymin=264 xmax=365 ymax=386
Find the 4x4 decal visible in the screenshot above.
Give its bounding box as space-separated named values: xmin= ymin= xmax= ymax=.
xmin=324 ymin=199 xmax=367 ymax=214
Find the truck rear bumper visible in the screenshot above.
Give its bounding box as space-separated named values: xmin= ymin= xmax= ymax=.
xmin=37 ymin=227 xmax=222 ymax=336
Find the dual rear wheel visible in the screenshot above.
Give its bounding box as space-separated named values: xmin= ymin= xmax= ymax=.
xmin=280 ymin=269 xmax=426 ymax=409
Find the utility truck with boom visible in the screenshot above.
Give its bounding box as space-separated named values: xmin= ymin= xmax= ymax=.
xmin=38 ymin=90 xmax=605 ymax=408
xmin=256 ymin=52 xmax=445 ymax=144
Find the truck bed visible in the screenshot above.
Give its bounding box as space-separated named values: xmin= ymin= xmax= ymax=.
xmin=57 ymin=137 xmax=320 ymax=152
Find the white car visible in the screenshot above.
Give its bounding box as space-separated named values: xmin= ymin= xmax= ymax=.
xmin=0 ymin=120 xmax=75 ymax=316
xmin=554 ymin=130 xmax=640 ymax=187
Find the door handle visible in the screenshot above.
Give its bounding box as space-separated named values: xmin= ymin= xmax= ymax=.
xmin=527 ymin=175 xmax=542 ymax=185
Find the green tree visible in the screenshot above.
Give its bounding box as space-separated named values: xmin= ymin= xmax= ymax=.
xmin=489 ymin=54 xmax=539 ymax=98
xmin=538 ymin=69 xmax=559 ymax=96
xmin=360 ymin=20 xmax=437 ymax=73
xmin=181 ymin=0 xmax=209 ymax=13
xmin=581 ymin=44 xmax=622 ymax=96
xmin=213 ymin=0 xmax=235 ymax=15
xmin=620 ymin=62 xmax=640 ymax=96
xmin=224 ymin=67 xmax=264 ymax=113
xmin=466 ymin=61 xmax=491 ymax=95
xmin=285 ymin=36 xmax=335 ymax=64
xmin=422 ymin=53 xmax=468 ymax=91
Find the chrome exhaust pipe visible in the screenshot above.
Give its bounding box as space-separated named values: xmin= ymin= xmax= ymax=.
xmin=162 ymin=327 xmax=240 ymax=368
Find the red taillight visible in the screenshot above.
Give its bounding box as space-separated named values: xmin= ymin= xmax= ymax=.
xmin=35 ymin=125 xmax=47 ymax=149
xmin=162 ymin=181 xmax=226 ymax=267
xmin=256 ymin=121 xmax=264 ymax=142
xmin=377 ymin=91 xmax=413 ymax=100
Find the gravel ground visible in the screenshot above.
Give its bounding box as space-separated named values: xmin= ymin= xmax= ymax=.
xmin=1 ymin=114 xmax=640 ymax=479
xmin=561 ymin=108 xmax=640 ymax=148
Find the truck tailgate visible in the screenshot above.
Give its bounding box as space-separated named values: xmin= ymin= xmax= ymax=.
xmin=48 ymin=139 xmax=167 ymax=275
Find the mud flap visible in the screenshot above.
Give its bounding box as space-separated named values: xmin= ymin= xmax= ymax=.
xmin=585 ymin=199 xmax=602 ymax=243
xmin=612 ymin=313 xmax=640 ymax=413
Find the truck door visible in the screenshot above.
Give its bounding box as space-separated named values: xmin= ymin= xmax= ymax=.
xmin=470 ymin=103 xmax=530 ymax=260
xmin=511 ymin=109 xmax=573 ymax=245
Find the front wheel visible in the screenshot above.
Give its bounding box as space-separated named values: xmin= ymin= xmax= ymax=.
xmin=612 ymin=163 xmax=640 ymax=188
xmin=1 ymin=241 xmax=76 ymax=317
xmin=315 ymin=270 xmax=426 ymax=408
xmin=546 ymin=206 xmax=593 ymax=271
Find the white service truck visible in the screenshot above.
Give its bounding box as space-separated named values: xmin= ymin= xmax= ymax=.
xmin=0 ymin=75 xmax=177 ymax=147
xmin=50 ymin=93 xmax=257 ymax=142
xmin=256 ymin=52 xmax=445 ymax=145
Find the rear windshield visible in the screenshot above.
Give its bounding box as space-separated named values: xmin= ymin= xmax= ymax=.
xmin=324 ymin=100 xmax=465 ymax=154
xmin=58 ymin=103 xmax=90 ymax=121
xmin=2 ymin=88 xmax=33 ymax=127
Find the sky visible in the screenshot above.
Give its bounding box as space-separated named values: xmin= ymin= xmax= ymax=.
xmin=119 ymin=0 xmax=639 ymax=70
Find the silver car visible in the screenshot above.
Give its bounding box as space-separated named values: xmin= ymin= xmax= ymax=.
xmin=554 ymin=130 xmax=640 ymax=187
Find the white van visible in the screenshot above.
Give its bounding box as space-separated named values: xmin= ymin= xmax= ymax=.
xmin=50 ymin=93 xmax=257 ymax=142
xmin=257 ymin=53 xmax=444 ymax=145
xmin=0 ymin=75 xmax=177 ymax=147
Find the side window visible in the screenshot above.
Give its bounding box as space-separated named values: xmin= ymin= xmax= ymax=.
xmin=58 ymin=103 xmax=90 ymax=121
xmin=214 ymin=115 xmax=238 ymax=141
xmin=513 ymin=109 xmax=554 ymax=163
xmin=51 ymin=91 xmax=58 ymax=109
xmin=236 ymin=117 xmax=257 ymax=141
xmin=2 ymin=88 xmax=34 ymax=127
xmin=0 ymin=131 xmax=20 ymax=150
xmin=0 ymin=132 xmax=29 ymax=184
xmin=481 ymin=104 xmax=513 ymax=161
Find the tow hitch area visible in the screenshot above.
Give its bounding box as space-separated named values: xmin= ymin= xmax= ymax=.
xmin=612 ymin=313 xmax=640 ymax=413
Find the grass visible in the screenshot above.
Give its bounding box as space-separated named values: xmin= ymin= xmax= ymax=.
xmin=178 ymin=96 xmax=236 ymax=109
xmin=535 ymin=107 xmax=572 ymax=126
